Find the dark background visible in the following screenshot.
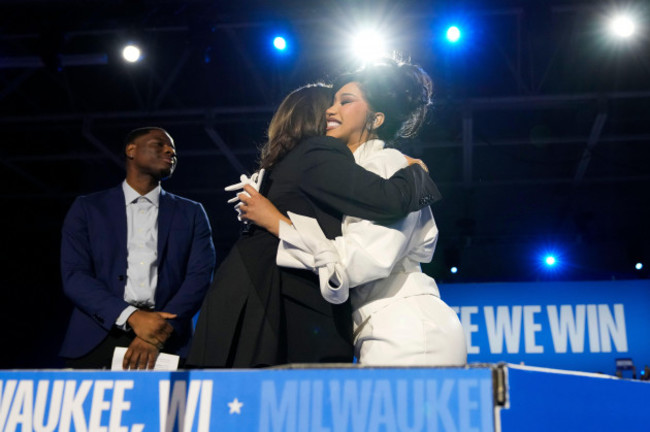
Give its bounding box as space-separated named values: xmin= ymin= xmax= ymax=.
xmin=1 ymin=0 xmax=648 ymax=368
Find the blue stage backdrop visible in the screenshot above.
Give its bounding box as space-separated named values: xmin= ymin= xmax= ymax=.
xmin=440 ymin=280 xmax=650 ymax=373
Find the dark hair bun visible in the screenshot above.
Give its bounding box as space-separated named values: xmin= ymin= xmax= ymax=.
xmin=332 ymin=58 xmax=433 ymax=143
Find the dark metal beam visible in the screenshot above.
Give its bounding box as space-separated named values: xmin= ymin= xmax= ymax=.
xmin=0 ymin=157 xmax=57 ymax=193
xmin=204 ymin=123 xmax=248 ymax=174
xmin=5 ymin=132 xmax=650 ymax=163
xmin=81 ymin=118 xmax=124 ymax=169
xmin=573 ymin=105 xmax=608 ymax=186
xmin=468 ymin=91 xmax=650 ymax=110
xmin=224 ymin=27 xmax=273 ymax=104
xmin=0 ymin=106 xmax=276 ymax=123
xmin=153 ymin=48 xmax=191 ymax=110
xmin=0 ymin=69 xmax=34 ymax=101
xmin=462 ymin=108 xmax=473 ymax=188
xmin=0 ymin=54 xmax=108 ymax=69
xmin=3 ymin=91 xmax=649 ymax=124
xmin=489 ymin=17 xmax=530 ymax=95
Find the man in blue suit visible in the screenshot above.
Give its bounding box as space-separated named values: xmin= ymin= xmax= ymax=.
xmin=60 ymin=127 xmax=216 ymax=369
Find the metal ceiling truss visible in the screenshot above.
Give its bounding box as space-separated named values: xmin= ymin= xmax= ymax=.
xmin=1 ymin=4 xmax=649 ymax=192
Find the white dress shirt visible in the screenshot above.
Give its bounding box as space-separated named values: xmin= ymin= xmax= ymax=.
xmin=276 ymin=139 xmax=440 ymax=319
xmin=115 ymin=181 xmax=160 ymax=327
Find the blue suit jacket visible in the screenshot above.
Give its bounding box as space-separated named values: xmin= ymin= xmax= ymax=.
xmin=59 ymin=184 xmax=216 ymax=358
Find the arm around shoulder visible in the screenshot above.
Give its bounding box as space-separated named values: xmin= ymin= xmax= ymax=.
xmin=298 ymin=137 xmax=441 ymax=221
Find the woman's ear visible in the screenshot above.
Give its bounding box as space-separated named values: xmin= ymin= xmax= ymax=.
xmin=373 ymin=112 xmax=385 ymax=129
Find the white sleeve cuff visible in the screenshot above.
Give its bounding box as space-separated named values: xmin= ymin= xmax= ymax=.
xmin=277 ymin=219 xmax=317 ymax=271
xmin=115 ymin=305 xmax=138 ymax=330
xmin=276 ymin=212 xmax=350 ymax=304
xmin=318 ymin=264 xmax=349 ymax=305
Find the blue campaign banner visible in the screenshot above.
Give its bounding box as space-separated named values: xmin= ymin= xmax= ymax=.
xmin=440 ymin=279 xmax=650 ymax=373
xmin=500 ymin=364 xmax=650 ymax=432
xmin=0 ymin=367 xmax=494 ymax=432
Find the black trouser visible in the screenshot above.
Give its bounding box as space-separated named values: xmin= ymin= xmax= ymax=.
xmin=64 ymin=329 xmax=185 ymax=369
xmin=64 ymin=329 xmax=135 ymax=369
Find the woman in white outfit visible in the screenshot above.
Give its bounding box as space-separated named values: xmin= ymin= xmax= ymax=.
xmin=237 ymin=59 xmax=467 ymax=366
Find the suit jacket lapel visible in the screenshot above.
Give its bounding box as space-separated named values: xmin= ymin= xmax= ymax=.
xmin=158 ymin=189 xmax=174 ymax=264
xmin=110 ymin=185 xmax=128 ymax=259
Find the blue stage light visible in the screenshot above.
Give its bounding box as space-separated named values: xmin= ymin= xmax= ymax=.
xmin=536 ymin=247 xmax=563 ymax=275
xmin=635 ymin=262 xmax=643 ymax=270
xmin=446 ymin=26 xmax=461 ymax=43
xmin=450 ymin=266 xmax=458 ymax=274
xmin=273 ymin=36 xmax=287 ymax=51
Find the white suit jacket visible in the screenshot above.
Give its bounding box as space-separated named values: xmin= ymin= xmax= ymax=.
xmin=277 ymin=139 xmax=440 ymax=321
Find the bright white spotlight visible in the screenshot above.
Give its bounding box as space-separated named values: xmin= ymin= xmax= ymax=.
xmin=450 ymin=266 xmax=458 ymax=274
xmin=545 ymin=255 xmax=556 ymax=266
xmin=446 ymin=26 xmax=461 ymax=43
xmin=351 ymin=30 xmax=387 ymax=62
xmin=608 ymin=14 xmax=636 ymax=38
xmin=122 ymin=44 xmax=142 ymax=63
xmin=273 ymin=36 xmax=287 ymax=51
xmin=635 ymin=262 xmax=643 ymax=270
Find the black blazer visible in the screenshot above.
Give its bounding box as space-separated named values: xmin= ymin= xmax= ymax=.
xmin=187 ymin=136 xmax=439 ymax=367
xmin=266 ymin=135 xmax=440 ymax=238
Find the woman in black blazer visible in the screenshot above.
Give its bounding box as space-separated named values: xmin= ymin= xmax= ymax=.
xmin=186 ymin=83 xmax=439 ymax=368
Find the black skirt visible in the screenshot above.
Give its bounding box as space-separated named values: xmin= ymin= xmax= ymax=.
xmin=186 ymin=229 xmax=353 ymax=368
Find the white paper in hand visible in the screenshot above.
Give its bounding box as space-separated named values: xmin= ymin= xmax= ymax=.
xmin=224 ymin=169 xmax=266 ymax=221
xmin=111 ymin=347 xmax=180 ymax=371
xmin=225 ymin=169 xmax=265 ymax=201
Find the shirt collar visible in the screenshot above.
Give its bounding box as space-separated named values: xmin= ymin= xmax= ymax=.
xmin=352 ymin=139 xmax=385 ymax=164
xmin=122 ymin=180 xmax=161 ymax=207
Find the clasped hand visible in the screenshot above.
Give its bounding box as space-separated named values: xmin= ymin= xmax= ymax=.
xmin=123 ymin=310 xmax=176 ymax=370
